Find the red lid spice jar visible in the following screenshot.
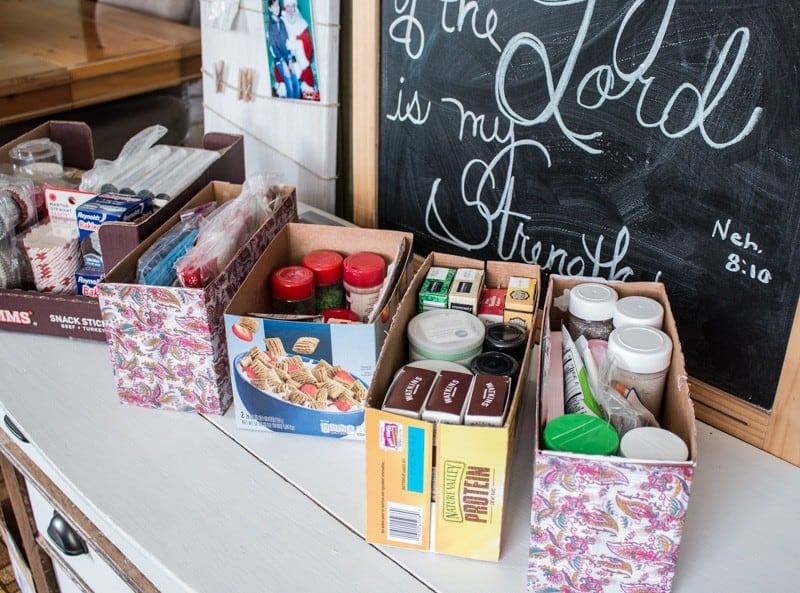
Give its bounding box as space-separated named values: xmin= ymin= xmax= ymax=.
xmin=301 ymin=249 xmax=344 ymax=313
xmin=270 ymin=265 xmax=315 ymax=315
xmin=343 ymin=252 xmax=386 ymax=322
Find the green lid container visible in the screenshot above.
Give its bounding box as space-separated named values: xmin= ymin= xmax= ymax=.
xmin=543 ymin=414 xmax=620 ymax=456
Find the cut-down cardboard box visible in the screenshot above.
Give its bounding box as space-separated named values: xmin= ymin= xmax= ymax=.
xmin=366 ymin=251 xmax=541 ymax=562
xmin=0 ymin=121 xmax=245 ymax=341
xmin=98 ymin=182 xmax=297 ymax=415
xmin=528 ymin=275 xmax=697 ymax=593
xmin=224 ymin=222 xmax=414 ymax=438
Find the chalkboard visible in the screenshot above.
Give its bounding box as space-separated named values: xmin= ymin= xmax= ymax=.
xmin=376 ymin=0 xmax=800 ymax=411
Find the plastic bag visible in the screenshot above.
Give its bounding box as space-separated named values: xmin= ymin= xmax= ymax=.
xmin=174 ymin=173 xmax=288 ymax=288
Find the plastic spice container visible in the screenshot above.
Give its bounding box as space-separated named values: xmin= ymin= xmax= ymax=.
xmin=301 ymin=249 xmax=344 ymax=313
xmin=567 ymin=282 xmax=619 ymax=340
xmin=470 ymin=351 xmax=520 ymax=385
xmin=483 ymin=322 xmax=528 ymax=361
xmin=543 ymin=413 xmax=620 ymax=456
xmin=270 ymin=265 xmax=315 ymax=315
xmin=607 ymin=326 xmax=673 ymax=418
xmin=613 ymin=295 xmax=664 ymax=329
xmin=343 ymin=252 xmax=386 ymax=322
xmin=619 ymin=426 xmax=689 ymax=461
xmin=407 ymin=308 xmax=486 ymax=366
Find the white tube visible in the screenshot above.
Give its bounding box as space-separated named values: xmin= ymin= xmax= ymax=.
xmin=562 ymin=326 xmax=602 ymax=417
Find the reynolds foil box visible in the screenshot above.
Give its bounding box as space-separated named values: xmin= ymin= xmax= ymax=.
xmin=75 ymin=193 xmax=153 ymax=240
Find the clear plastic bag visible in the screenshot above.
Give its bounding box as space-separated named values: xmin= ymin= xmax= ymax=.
xmin=174 ymin=173 xmax=288 ymax=288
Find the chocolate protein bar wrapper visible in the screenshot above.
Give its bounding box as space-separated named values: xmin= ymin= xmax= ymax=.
xmin=382 ymin=365 xmax=438 ymax=419
xmin=465 ymin=373 xmax=511 ymax=427
xmin=421 ymin=370 xmax=474 ymax=424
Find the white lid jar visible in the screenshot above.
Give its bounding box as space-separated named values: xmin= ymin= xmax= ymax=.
xmin=619 ymin=426 xmax=689 ymax=461
xmin=607 ymin=326 xmax=673 ymax=418
xmin=613 ymin=295 xmax=664 ymax=329
xmin=407 ymin=309 xmax=486 ymax=366
xmin=567 ymin=282 xmax=619 ymax=340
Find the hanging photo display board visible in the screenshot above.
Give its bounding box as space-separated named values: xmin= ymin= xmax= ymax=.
xmin=377 ymin=0 xmax=800 ymax=412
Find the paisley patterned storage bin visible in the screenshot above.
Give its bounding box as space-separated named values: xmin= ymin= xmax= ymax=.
xmin=98 ymin=182 xmax=297 ymax=415
xmin=528 ymin=276 xmax=697 ymax=593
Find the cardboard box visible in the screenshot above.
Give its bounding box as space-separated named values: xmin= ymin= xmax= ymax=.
xmin=98 ymin=182 xmax=297 ymax=415
xmin=528 ymin=275 xmax=697 ymax=592
xmin=366 ymin=252 xmax=541 ymax=561
xmin=224 ymin=223 xmax=414 ymax=438
xmin=0 ymin=121 xmax=245 ymax=341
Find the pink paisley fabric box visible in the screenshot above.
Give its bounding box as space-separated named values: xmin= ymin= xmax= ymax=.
xmin=97 ymin=182 xmax=298 ymax=415
xmin=528 ymin=275 xmax=697 ymax=593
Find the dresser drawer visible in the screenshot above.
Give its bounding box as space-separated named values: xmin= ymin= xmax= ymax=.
xmin=26 ymin=482 xmax=135 ymax=593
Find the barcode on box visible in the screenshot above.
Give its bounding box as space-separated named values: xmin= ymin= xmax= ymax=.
xmin=387 ymin=502 xmax=423 ymax=544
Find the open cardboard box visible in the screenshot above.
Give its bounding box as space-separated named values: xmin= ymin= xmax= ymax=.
xmin=528 ymin=275 xmax=697 ymax=592
xmin=0 ymin=121 xmax=244 ymax=341
xmin=98 ymin=182 xmax=298 ymax=415
xmin=366 ymin=251 xmax=541 ymax=561
xmin=224 ymin=222 xmax=415 ymax=438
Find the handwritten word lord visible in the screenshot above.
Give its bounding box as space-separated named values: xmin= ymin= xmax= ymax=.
xmin=386 ymin=0 xmax=762 ymax=281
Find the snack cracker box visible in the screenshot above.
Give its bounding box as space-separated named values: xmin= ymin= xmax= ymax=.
xmin=528 ymin=275 xmax=697 ymax=592
xmin=366 ymin=251 xmax=540 ymax=561
xmin=225 ymin=223 xmax=414 ymax=438
xmin=0 ymin=121 xmax=245 ymax=341
xmin=98 ymin=182 xmax=297 ymax=415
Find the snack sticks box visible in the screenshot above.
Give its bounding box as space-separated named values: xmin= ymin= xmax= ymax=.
xmin=528 ymin=275 xmax=697 ymax=592
xmin=225 ymin=223 xmax=414 ymax=438
xmin=0 ymin=121 xmax=245 ymax=341
xmin=366 ymin=251 xmax=540 ymax=561
xmin=98 ymin=182 xmax=297 ymax=415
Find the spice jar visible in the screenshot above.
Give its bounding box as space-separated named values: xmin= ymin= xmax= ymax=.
xmin=613 ymin=295 xmax=664 ymax=329
xmin=483 ymin=322 xmax=528 ymax=361
xmin=567 ymin=282 xmax=619 ymax=341
xmin=607 ymin=326 xmax=673 ymax=418
xmin=470 ymin=351 xmax=520 ymax=386
xmin=270 ymin=265 xmax=315 ymax=315
xmin=301 ymin=249 xmax=344 ymax=313
xmin=343 ymin=252 xmax=386 ymax=322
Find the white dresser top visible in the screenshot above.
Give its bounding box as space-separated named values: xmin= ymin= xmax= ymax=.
xmin=0 ymin=330 xmax=798 ymax=593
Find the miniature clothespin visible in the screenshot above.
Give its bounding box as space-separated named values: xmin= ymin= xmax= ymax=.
xmin=238 ymin=67 xmax=254 ymax=102
xmin=215 ymin=61 xmax=225 ymax=93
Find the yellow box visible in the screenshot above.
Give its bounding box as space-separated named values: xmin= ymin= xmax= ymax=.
xmin=366 ymin=252 xmax=540 ymax=561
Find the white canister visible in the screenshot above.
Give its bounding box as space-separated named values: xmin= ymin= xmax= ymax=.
xmin=607 ymin=326 xmax=673 ymax=418
xmin=613 ymin=295 xmax=664 ymax=329
xmin=567 ymin=282 xmax=619 ymax=341
xmin=407 ymin=309 xmax=486 ymax=366
xmin=619 ymin=426 xmax=689 ymax=461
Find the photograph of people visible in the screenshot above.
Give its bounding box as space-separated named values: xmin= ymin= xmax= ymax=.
xmin=264 ymin=0 xmax=320 ymax=101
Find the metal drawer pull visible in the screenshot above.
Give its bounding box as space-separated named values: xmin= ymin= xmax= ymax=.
xmin=47 ymin=512 xmax=88 ymax=556
xmin=3 ymin=414 xmax=29 ymax=443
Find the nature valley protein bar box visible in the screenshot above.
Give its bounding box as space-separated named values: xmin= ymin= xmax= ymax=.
xmin=366 ymin=251 xmax=540 ymax=561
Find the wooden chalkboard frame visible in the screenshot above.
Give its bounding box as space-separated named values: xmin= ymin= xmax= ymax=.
xmin=346 ymin=3 xmax=800 ymax=467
